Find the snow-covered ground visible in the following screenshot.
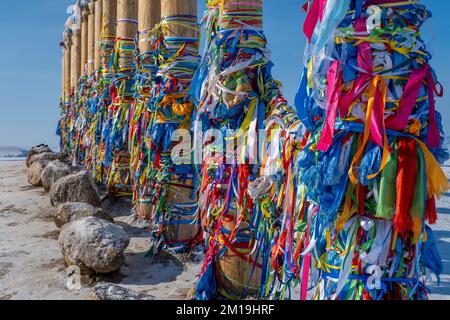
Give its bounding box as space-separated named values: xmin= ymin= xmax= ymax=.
xmin=428 ymin=161 xmax=450 ymax=300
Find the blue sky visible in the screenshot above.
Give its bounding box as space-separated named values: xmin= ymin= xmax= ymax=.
xmin=0 ymin=0 xmax=448 ymax=148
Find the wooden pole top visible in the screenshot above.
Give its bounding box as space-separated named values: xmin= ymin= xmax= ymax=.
xmin=220 ymin=0 xmax=263 ymax=29
xmin=102 ymin=0 xmax=118 ymax=37
xmin=88 ymin=0 xmax=95 ymax=13
xmin=87 ymin=1 xmax=96 ymax=75
xmin=63 ymin=28 xmax=72 ymax=96
xmin=138 ymin=0 xmax=161 ymax=54
xmin=64 ymin=28 xmax=72 ymax=46
xmin=71 ymin=26 xmax=81 ymax=90
xmin=160 ymin=0 xmax=197 ymax=38
xmin=67 ymin=1 xmax=82 ymax=36
xmin=160 ymin=0 xmax=197 ymax=17
xmin=138 ymin=0 xmax=161 ymax=31
xmin=81 ymin=3 xmax=91 ymax=20
xmin=94 ymin=0 xmax=103 ymax=71
xmin=117 ymin=0 xmax=139 ymax=39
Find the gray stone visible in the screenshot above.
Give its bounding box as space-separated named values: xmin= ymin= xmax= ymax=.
xmin=59 ymin=217 xmax=130 ymax=274
xmin=54 ymin=202 xmax=114 ymax=228
xmin=41 ymin=160 xmax=72 ymax=192
xmin=28 ymin=152 xmax=59 ymax=168
xmin=90 ymin=283 xmax=154 ymax=300
xmin=26 ymin=144 xmax=53 ymax=167
xmin=50 ymin=170 xmax=101 ymax=207
xmin=27 ymin=159 xmax=51 ymax=186
xmin=57 ymin=152 xmax=72 ymax=164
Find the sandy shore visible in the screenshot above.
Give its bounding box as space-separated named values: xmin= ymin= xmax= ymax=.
xmin=0 ymin=159 xmax=449 ymax=300
xmin=0 ymin=160 xmax=200 ymax=300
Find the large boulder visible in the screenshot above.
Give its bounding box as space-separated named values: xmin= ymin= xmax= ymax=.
xmin=26 ymin=144 xmax=53 ymax=167
xmin=54 ymin=202 xmax=114 ymax=228
xmin=90 ymin=284 xmax=153 ymax=300
xmin=41 ymin=160 xmax=72 ymax=192
xmin=59 ymin=217 xmax=130 ymax=274
xmin=50 ymin=170 xmax=101 ymax=207
xmin=27 ymin=159 xmax=51 ymax=186
xmin=28 ymin=152 xmax=59 ymax=168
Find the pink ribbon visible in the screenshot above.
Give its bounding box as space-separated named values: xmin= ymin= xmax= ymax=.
xmin=339 ymin=18 xmax=373 ymax=117
xmin=426 ymin=69 xmax=441 ymax=148
xmin=303 ymin=0 xmax=328 ymax=43
xmin=370 ymin=78 xmax=386 ymax=147
xmin=316 ymin=60 xmax=342 ymax=152
xmin=387 ymin=65 xmax=428 ymax=132
xmin=384 ymin=64 xmax=440 ymax=147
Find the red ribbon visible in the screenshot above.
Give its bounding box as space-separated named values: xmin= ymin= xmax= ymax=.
xmin=394 ymin=138 xmax=417 ymax=237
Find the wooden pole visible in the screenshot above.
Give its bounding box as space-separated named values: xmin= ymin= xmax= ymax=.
xmin=158 ymin=0 xmax=200 ymax=248
xmin=63 ymin=29 xmax=72 ymax=96
xmin=94 ymin=0 xmax=103 ymax=71
xmin=101 ymin=0 xmax=117 ymax=74
xmin=70 ymin=18 xmax=81 ymax=90
xmin=133 ymin=0 xmax=161 ymax=219
xmin=106 ymin=0 xmax=137 ymax=195
xmin=81 ymin=4 xmax=90 ymax=76
xmin=160 ymin=0 xmax=197 ymax=37
xmin=138 ymin=0 xmax=160 ymax=54
xmin=117 ymin=0 xmax=138 ymax=69
xmin=103 ymin=0 xmax=117 ymax=38
xmin=62 ymin=38 xmax=65 ymax=97
xmin=214 ymin=0 xmax=263 ymax=299
xmin=87 ymin=1 xmax=96 ymax=75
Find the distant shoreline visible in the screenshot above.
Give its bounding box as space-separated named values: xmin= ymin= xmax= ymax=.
xmin=0 ymin=157 xmax=26 ymax=162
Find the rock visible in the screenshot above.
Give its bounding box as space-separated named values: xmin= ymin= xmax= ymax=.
xmin=57 ymin=152 xmax=72 ymax=164
xmin=26 ymin=144 xmax=53 ymax=167
xmin=50 ymin=170 xmax=101 ymax=207
xmin=41 ymin=160 xmax=72 ymax=192
xmin=59 ymin=217 xmax=130 ymax=274
xmin=28 ymin=152 xmax=59 ymax=167
xmin=27 ymin=159 xmax=51 ymax=186
xmin=90 ymin=283 xmax=154 ymax=300
xmin=54 ymin=202 xmax=114 ymax=228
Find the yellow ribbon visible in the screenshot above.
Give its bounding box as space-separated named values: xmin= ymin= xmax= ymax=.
xmin=349 ymin=75 xmax=390 ymax=184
